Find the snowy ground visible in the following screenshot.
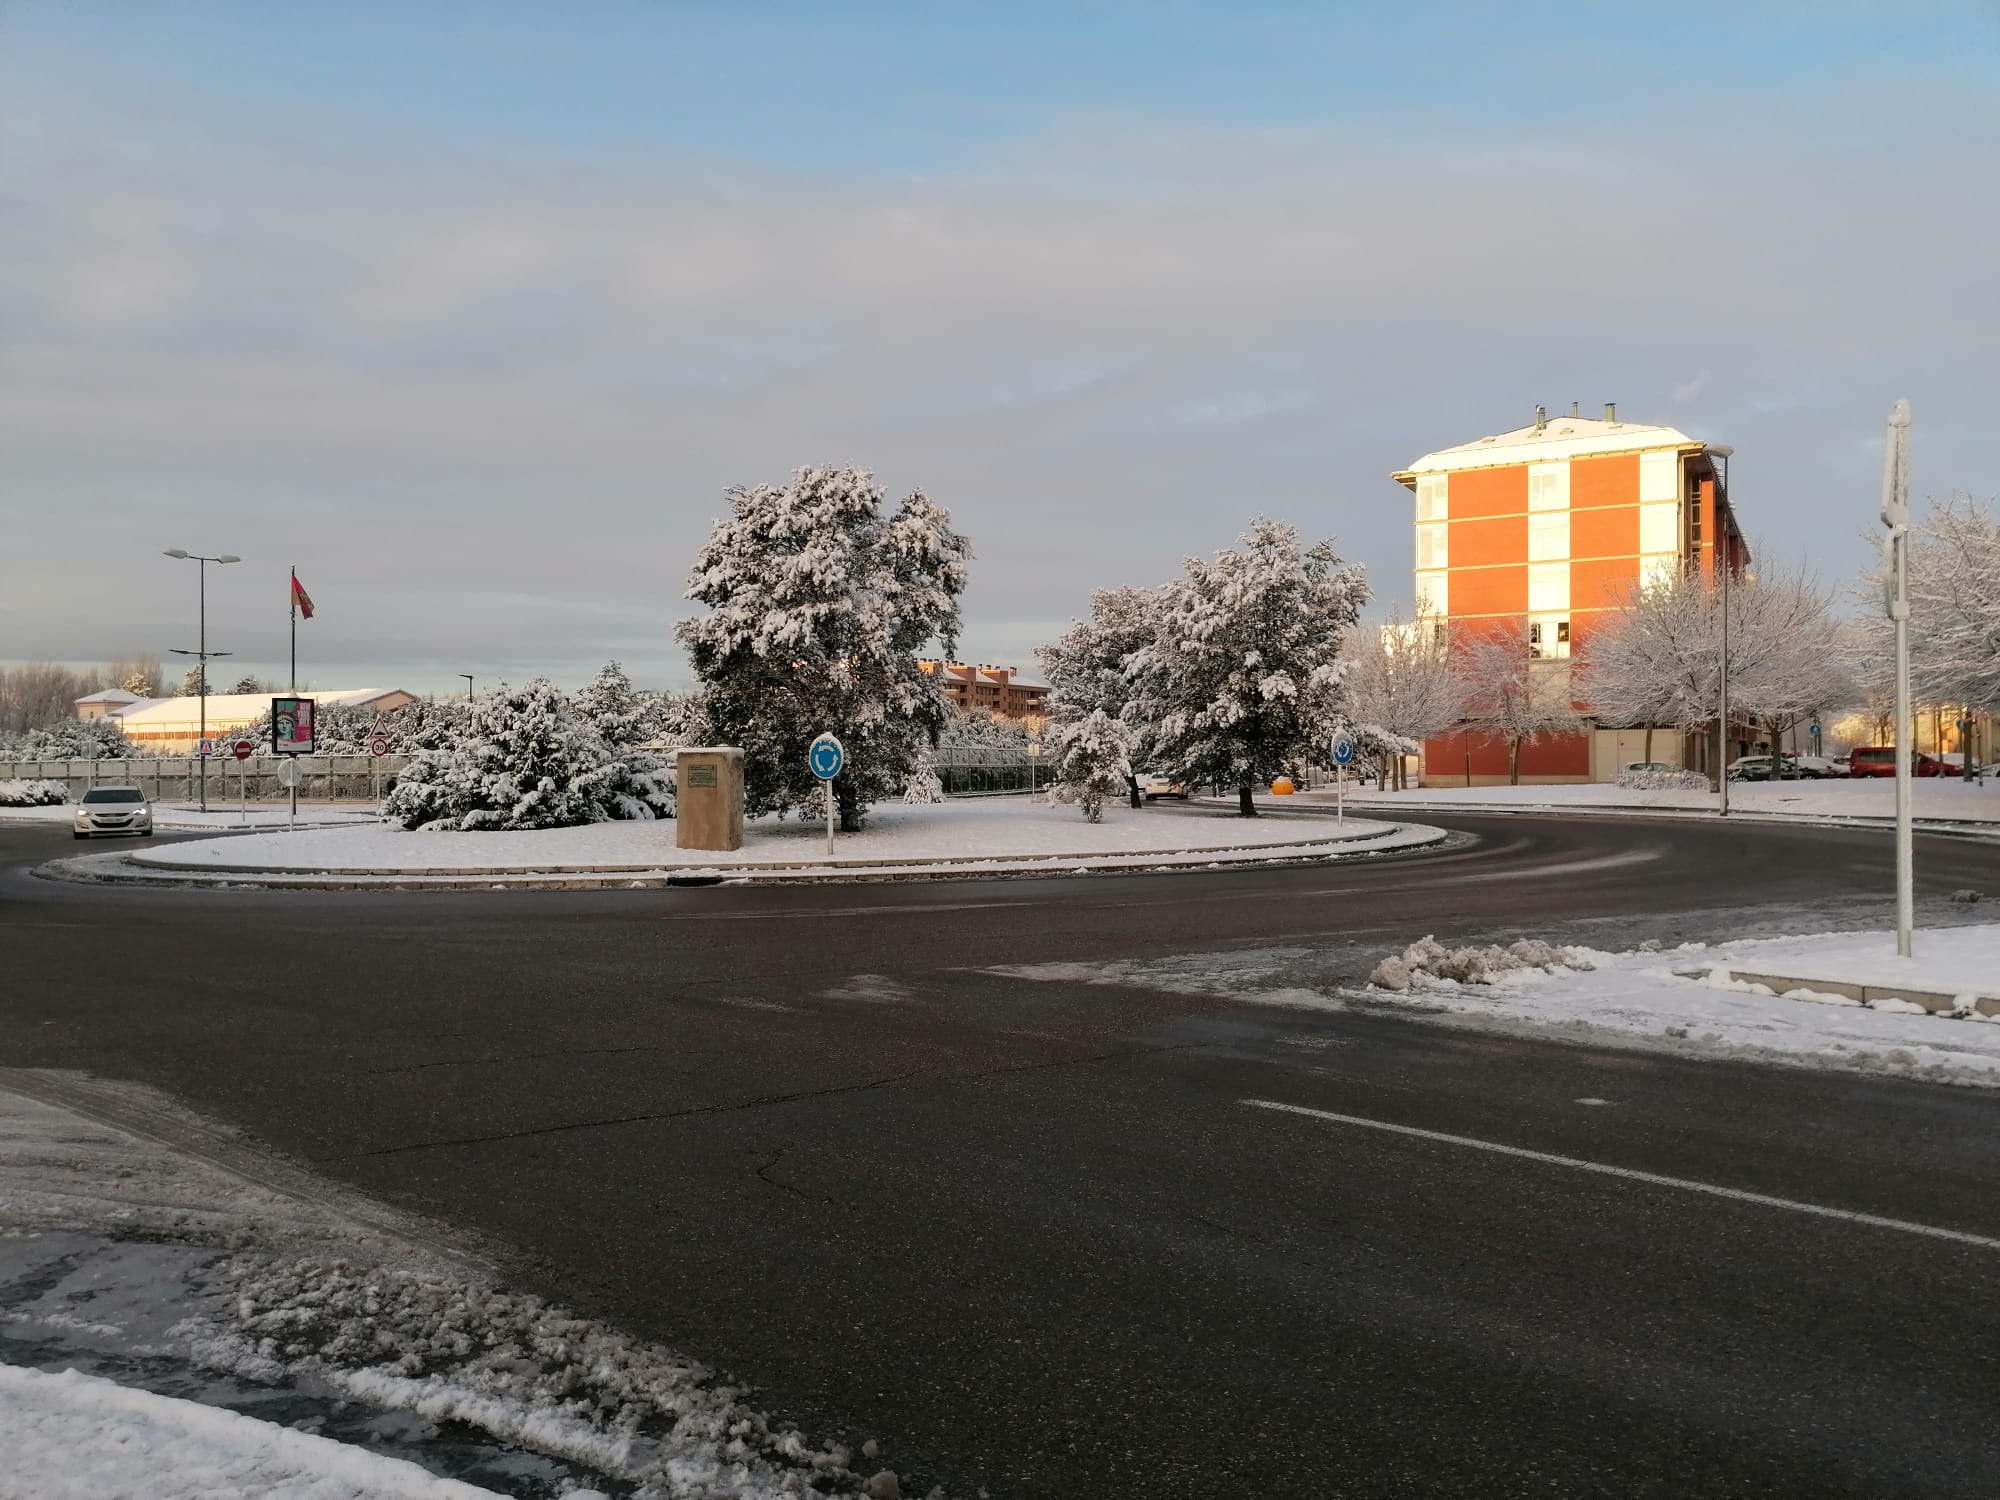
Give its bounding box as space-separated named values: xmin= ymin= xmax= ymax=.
xmin=1361 ymin=924 xmax=2000 ymax=1086
xmin=0 ymin=1075 xmax=885 ymax=1498
xmin=0 ymin=800 xmax=379 ymax=830
xmin=1328 ymin=778 xmax=2000 ymax=824
xmin=127 ymin=797 xmax=1409 ymax=874
xmin=1 ymin=1364 xmax=518 ymax=1500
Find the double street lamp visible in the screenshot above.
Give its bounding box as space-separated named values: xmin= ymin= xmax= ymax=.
xmin=165 ymin=549 xmax=240 ymax=812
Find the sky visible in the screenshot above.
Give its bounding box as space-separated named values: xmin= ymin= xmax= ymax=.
xmin=2 ymin=1 xmax=1996 ymax=696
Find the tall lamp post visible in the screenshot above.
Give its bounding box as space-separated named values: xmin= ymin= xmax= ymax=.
xmin=1708 ymin=447 xmax=1735 ymax=816
xmin=1879 ymin=400 xmax=1914 ymax=957
xmin=460 ymin=674 xmax=475 ymax=701
xmin=165 ymin=549 xmax=240 ymax=812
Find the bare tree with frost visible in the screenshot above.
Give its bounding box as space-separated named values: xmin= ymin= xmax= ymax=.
xmin=1125 ymin=519 xmax=1369 ymax=816
xmin=1342 ymin=610 xmax=1466 ymax=789
xmin=678 ymin=466 xmax=971 ymax=831
xmin=1852 ymin=493 xmax=2000 ymax=716
xmin=1455 ymin=622 xmax=1582 ymax=786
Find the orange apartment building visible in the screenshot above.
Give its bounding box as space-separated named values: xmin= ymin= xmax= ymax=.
xmin=1395 ymin=404 xmax=1747 ymax=784
xmin=916 ymin=660 xmax=1051 ymax=721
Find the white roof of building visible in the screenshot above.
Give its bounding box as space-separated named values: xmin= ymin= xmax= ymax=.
xmin=73 ymin=688 xmax=146 ymax=705
xmin=1399 ymin=415 xmax=1710 ymax=478
xmin=115 ymin=689 xmax=408 ymax=733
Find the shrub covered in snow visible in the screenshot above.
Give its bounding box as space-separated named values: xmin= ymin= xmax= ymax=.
xmin=1050 ymin=708 xmax=1131 ymax=822
xmin=383 ymin=678 xmax=670 ymax=831
xmin=678 ymin=465 xmax=971 ymax=832
xmin=1 ymin=716 xmax=137 ymax=759
xmin=1614 ymin=766 xmax=1710 ymax=791
xmin=232 ymin=696 xmax=474 ymax=755
xmin=901 ymin=744 xmax=945 ymax=803
xmin=1368 ymin=934 xmax=1597 ymax=990
xmin=0 ymin=778 xmax=68 ymax=806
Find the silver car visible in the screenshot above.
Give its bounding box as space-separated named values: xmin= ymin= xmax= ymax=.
xmin=73 ymin=785 xmax=154 ymax=839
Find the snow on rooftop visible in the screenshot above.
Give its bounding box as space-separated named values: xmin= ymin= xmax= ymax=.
xmin=1401 ymin=415 xmax=1705 ymax=477
xmin=73 ymin=687 xmax=145 ymax=705
xmin=115 ymin=689 xmax=406 ymax=730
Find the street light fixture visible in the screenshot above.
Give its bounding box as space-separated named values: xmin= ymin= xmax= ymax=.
xmin=164 ymin=550 xmax=240 ymax=812
xmin=460 ymin=674 xmax=475 ymax=701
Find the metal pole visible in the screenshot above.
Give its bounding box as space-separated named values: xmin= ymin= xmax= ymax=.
xmin=198 ymin=557 xmax=208 ymax=812
xmin=1336 ymin=761 xmax=1344 ymax=827
xmin=290 ymin=568 xmax=299 ymax=825
xmin=825 ymin=778 xmax=835 ymax=858
xmin=1880 ymin=399 xmax=1914 ymax=957
xmin=1718 ymin=522 xmax=1730 ymax=817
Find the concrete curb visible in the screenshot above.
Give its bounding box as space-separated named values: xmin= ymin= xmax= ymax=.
xmin=1217 ymin=795 xmax=2000 ymax=842
xmin=37 ymin=822 xmax=1453 ymax=892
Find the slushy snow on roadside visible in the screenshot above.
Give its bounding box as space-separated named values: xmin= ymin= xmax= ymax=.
xmin=1364 ymin=924 xmax=2000 ymax=1085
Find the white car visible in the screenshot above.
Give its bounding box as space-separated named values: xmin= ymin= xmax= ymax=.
xmin=1137 ymin=772 xmax=1191 ymax=801
xmin=73 ymin=785 xmax=153 ymax=838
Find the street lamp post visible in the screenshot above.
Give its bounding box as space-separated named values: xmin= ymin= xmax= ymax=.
xmin=1879 ymin=400 xmax=1914 ymax=958
xmin=460 ymin=674 xmax=475 ymax=702
xmin=165 ymin=549 xmax=240 ymax=812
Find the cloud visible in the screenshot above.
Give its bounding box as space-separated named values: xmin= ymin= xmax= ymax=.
xmin=2 ymin=90 xmax=1996 ymax=690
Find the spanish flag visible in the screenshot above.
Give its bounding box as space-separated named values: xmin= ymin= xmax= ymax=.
xmin=291 ymin=569 xmax=315 ymax=620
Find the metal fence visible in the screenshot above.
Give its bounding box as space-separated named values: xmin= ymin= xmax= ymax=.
xmin=934 ymin=746 xmax=1049 ymax=796
xmin=0 ymin=754 xmax=409 ymax=802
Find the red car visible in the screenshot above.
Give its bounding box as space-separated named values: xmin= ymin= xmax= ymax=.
xmin=1846 ymin=746 xmax=1961 ymax=777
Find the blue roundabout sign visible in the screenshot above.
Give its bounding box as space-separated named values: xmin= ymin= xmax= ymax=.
xmin=808 ymin=733 xmax=845 ymax=780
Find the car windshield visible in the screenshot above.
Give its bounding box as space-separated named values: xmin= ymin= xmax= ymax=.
xmin=1852 ymin=750 xmax=1892 ymax=762
xmin=81 ymin=788 xmax=144 ymax=804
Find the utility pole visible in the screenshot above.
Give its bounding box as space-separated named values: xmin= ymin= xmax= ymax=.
xmin=460 ymin=674 xmax=475 ymax=702
xmin=1880 ymin=400 xmax=1914 ymax=957
xmin=1718 ymin=539 xmax=1730 ymax=817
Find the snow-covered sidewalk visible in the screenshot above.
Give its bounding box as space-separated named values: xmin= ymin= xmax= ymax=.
xmin=1363 ymin=924 xmax=2000 ymax=1086
xmin=0 ymin=1365 xmax=515 ymax=1500
xmin=1325 ymin=778 xmax=2000 ymax=826
xmin=52 ymin=798 xmax=1448 ymax=887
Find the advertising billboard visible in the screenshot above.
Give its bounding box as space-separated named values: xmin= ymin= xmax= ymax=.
xmin=272 ymin=696 xmax=316 ymax=755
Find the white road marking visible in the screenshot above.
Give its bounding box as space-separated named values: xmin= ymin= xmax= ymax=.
xmin=1243 ymin=1098 xmax=2000 ymax=1252
xmin=1574 ymin=1097 xmax=1614 ymax=1106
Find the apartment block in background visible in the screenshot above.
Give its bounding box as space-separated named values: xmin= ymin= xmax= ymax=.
xmin=1395 ymin=404 xmax=1746 ymax=785
xmin=916 ymin=660 xmax=1051 ymax=721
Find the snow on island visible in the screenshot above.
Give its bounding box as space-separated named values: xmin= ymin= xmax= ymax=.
xmin=133 ymin=798 xmax=1409 ymax=874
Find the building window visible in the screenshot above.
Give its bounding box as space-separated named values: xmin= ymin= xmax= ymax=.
xmin=1529 ymin=617 xmax=1571 ymax=661
xmin=1416 ymin=474 xmax=1448 ymax=521
xmin=1417 ymin=523 xmax=1448 ymax=570
xmin=1688 ymin=469 xmax=1704 ymax=548
xmin=1528 ymin=461 xmax=1569 ymax=512
xmin=1528 ymin=511 xmax=1569 ymax=562
xmin=1528 ymin=562 xmax=1570 ymax=613
xmin=1639 ymin=501 xmax=1677 ymax=557
xmin=1415 ymin=570 xmax=1448 ymax=617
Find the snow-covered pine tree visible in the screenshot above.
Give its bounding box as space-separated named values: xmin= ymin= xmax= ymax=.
xmin=1037 ymin=585 xmax=1158 ymax=808
xmin=1455 ymin=622 xmax=1582 ymax=785
xmin=571 ymin=662 xmax=675 ymax=819
xmin=678 ymin=467 xmax=971 ymax=831
xmin=383 ymin=678 xmax=631 ymax=831
xmin=177 ymin=665 xmax=209 ymax=697
xmin=1050 ymin=708 xmax=1131 ymax=822
xmin=1125 ymin=519 xmax=1369 ymax=816
xmin=902 ymin=743 xmax=946 ymax=804
xmin=229 ymin=674 xmax=264 ymax=695
xmin=5 ymin=716 xmax=137 ymax=759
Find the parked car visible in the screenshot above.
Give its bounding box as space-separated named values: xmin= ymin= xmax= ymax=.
xmin=1846 ymin=746 xmax=1961 ymax=778
xmin=1788 ymin=754 xmax=1843 ymax=779
xmin=1726 ymin=754 xmax=1802 ymax=781
xmin=1622 ymin=761 xmax=1680 ymax=775
xmin=72 ymin=785 xmax=153 ymax=839
xmin=1137 ymin=772 xmax=1191 ymax=801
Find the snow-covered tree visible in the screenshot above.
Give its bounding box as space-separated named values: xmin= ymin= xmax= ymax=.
xmin=3 ymin=716 xmax=137 ymax=759
xmin=678 ymin=466 xmax=971 ymax=831
xmin=1037 ymin=585 xmax=1158 ymax=808
xmin=1342 ymin=610 xmax=1466 ymax=790
xmin=1050 ymin=708 xmax=1131 ymax=823
xmin=177 ymin=665 xmax=209 ymax=697
xmin=383 ymin=679 xmax=661 ymax=831
xmin=1455 ymin=623 xmax=1583 ymax=785
xmin=570 ymin=662 xmax=675 ymax=819
xmin=902 ymin=743 xmax=946 ymax=804
xmin=1727 ymin=565 xmax=1853 ymax=780
xmin=1853 ymin=493 xmax=2000 ymax=715
xmin=1124 ymin=519 xmax=1369 ymax=816
xmin=229 ymin=673 xmax=265 ymax=695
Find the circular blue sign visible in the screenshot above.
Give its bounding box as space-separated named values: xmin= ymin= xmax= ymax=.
xmin=1331 ymin=734 xmax=1356 ymax=766
xmin=808 ymin=733 xmax=845 ymax=780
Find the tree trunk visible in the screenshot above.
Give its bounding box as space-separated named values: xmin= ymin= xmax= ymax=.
xmin=1509 ymin=737 xmax=1521 ymax=786
xmin=1237 ymin=781 xmax=1257 ymax=817
xmin=1642 ymin=722 xmax=1654 ymax=764
xmin=1768 ymin=719 xmax=1784 ymax=783
xmin=837 ymin=781 xmax=863 ymax=833
xmin=1127 ymin=772 xmax=1142 ymax=809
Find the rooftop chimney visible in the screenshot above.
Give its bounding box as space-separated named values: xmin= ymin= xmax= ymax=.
xmin=1534 ymin=405 xmax=1547 ymax=432
xmin=1604 ymin=401 xmax=1618 ymax=425
xmin=1571 ymin=401 xmax=1580 ymax=417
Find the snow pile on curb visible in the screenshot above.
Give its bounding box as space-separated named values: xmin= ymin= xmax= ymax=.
xmin=0 ymin=1363 xmax=515 ymax=1500
xmin=1361 ymin=924 xmax=2000 ymax=1085
xmin=191 ymin=1257 xmax=860 ymax=1498
xmin=1368 ymin=935 xmax=1601 ymax=991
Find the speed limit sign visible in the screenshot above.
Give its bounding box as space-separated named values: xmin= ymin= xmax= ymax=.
xmin=369 ymin=735 xmax=391 ymax=758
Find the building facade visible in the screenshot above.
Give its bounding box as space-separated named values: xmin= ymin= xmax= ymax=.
xmin=916 ymin=660 xmax=1051 ymax=721
xmin=103 ymin=688 xmax=419 ymax=753
xmin=1396 ymin=404 xmax=1746 ymax=784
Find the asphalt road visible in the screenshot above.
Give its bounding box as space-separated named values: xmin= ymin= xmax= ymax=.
xmin=3 ymin=810 xmax=1999 ymax=1498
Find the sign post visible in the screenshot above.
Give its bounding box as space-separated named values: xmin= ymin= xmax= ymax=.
xmin=232 ymin=738 xmax=255 ymax=821
xmin=808 ymin=733 xmax=845 ymax=858
xmin=370 ymin=730 xmax=390 ymax=808
xmin=1879 ymin=399 xmax=1914 ymax=957
xmin=272 ymin=695 xmax=316 ymax=828
xmin=1331 ymin=732 xmax=1356 ymax=827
